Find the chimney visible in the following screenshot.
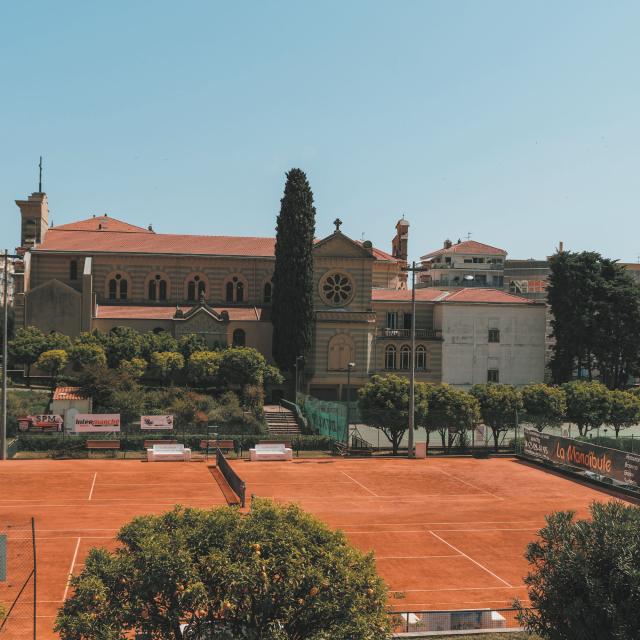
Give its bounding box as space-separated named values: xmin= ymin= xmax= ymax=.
xmin=444 ymin=238 xmax=452 ymax=249
xmin=558 ymin=241 xmax=564 ymax=252
xmin=392 ymin=216 xmax=409 ymax=262
xmin=15 ymin=192 xmax=49 ymax=248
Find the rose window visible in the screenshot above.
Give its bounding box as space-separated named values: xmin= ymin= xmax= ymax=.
xmin=320 ymin=272 xmax=354 ymax=306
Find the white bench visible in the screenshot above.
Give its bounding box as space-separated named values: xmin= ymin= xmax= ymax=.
xmin=147 ymin=443 xmax=191 ymax=462
xmin=249 ymin=443 xmax=293 ymax=461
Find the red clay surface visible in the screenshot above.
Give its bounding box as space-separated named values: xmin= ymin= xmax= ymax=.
xmin=0 ymin=456 xmax=635 ymax=638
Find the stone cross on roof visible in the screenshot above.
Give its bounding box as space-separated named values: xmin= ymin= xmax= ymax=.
xmin=333 ymin=218 xmax=343 ymax=232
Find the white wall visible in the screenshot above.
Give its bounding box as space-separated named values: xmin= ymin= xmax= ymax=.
xmin=434 ymin=303 xmax=546 ymax=388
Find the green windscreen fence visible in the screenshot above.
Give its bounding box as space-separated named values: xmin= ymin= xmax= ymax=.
xmin=297 ymin=394 xmax=349 ymax=443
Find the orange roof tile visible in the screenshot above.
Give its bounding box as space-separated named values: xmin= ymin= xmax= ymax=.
xmin=372 ymin=288 xmax=449 ymax=302
xmin=52 ymin=215 xmax=153 ymax=234
xmin=53 ymin=386 xmax=88 ymax=401
xmin=442 ymin=289 xmax=535 ymax=304
xmin=421 ymin=240 xmax=506 ymax=260
xmin=36 ymin=230 xmax=277 ymax=258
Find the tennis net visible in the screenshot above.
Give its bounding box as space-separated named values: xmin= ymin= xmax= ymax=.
xmin=216 ymin=448 xmax=246 ymax=507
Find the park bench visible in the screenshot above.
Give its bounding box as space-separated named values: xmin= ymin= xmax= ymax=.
xmin=250 ymin=442 xmax=293 ymax=462
xmin=200 ymin=439 xmax=236 ymax=455
xmin=147 ymin=443 xmax=191 ymax=462
xmin=86 ymin=440 xmax=121 ymax=457
xmin=143 ymin=439 xmax=178 ymax=449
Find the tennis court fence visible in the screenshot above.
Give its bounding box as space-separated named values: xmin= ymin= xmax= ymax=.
xmin=0 ymin=518 xmax=36 ymax=639
xmin=216 ymin=448 xmax=246 ymax=507
xmin=391 ymin=606 xmax=525 ymax=635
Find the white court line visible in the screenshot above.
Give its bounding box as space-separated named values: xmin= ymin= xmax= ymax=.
xmin=435 ymin=467 xmax=503 ymax=499
xmin=400 ymin=585 xmax=523 ymax=592
xmin=431 ymin=527 xmax=539 ymax=532
xmin=340 ymin=471 xmax=379 ymax=497
xmin=88 ymin=472 xmax=97 ymax=500
xmin=62 ymin=537 xmax=82 ymax=602
xmin=377 ymin=554 xmax=460 ymax=559
xmin=332 ymin=519 xmax=543 ymax=527
xmin=429 ymin=531 xmax=512 ymax=587
xmin=347 ymin=530 xmax=426 ymax=534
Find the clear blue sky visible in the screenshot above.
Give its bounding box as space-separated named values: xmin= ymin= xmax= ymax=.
xmin=2 ymin=1 xmax=639 ymax=262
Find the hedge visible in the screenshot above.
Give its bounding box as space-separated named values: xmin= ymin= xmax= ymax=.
xmin=15 ymin=433 xmax=334 ymax=453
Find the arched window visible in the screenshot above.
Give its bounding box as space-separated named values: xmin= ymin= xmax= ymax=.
xmin=400 ymin=345 xmax=411 ymax=370
xmin=224 ymin=276 xmax=247 ymax=303
xmin=232 ymin=328 xmax=246 ymax=347
xmin=416 ymin=345 xmax=427 ymax=370
xmin=384 ymin=345 xmax=397 ymax=370
xmin=187 ymin=274 xmax=207 ymax=302
xmin=263 ymin=281 xmax=272 ymax=304
xmin=107 ymin=272 xmax=129 ymax=301
xmin=147 ymin=274 xmax=168 ymax=302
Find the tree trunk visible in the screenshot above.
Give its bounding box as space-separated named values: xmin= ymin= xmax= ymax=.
xmin=26 ymin=363 xmax=31 ymax=387
xmin=492 ymin=428 xmax=499 ymax=452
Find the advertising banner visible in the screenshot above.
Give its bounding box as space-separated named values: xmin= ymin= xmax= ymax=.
xmin=74 ymin=414 xmax=121 ymax=433
xmin=523 ymin=428 xmax=640 ymax=487
xmin=17 ymin=415 xmax=63 ymax=432
xmin=140 ymin=415 xmax=174 ymax=430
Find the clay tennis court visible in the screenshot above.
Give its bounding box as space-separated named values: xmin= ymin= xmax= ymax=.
xmin=0 ymin=456 xmax=634 ymax=638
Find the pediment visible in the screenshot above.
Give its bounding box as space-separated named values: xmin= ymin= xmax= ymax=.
xmin=313 ymin=232 xmax=374 ymax=259
xmin=27 ymin=278 xmax=81 ymax=298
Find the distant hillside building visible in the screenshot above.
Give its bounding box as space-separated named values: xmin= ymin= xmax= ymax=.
xmin=418 ymin=239 xmax=506 ymax=288
xmin=12 ymin=190 xmax=546 ymax=395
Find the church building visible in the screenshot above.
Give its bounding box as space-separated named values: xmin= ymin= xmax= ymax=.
xmin=12 ymin=190 xmax=546 ymax=398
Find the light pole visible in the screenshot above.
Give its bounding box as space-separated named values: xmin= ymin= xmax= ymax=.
xmin=294 ymin=355 xmax=304 ymax=401
xmin=346 ymin=362 xmax=355 ymax=442
xmin=1 ymin=250 xmax=11 ymax=461
xmin=402 ymin=261 xmax=427 ymax=459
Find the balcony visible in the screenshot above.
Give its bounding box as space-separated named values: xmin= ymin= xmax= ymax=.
xmin=379 ymin=328 xmax=441 ymax=339
xmin=428 ymin=263 xmax=504 ymax=270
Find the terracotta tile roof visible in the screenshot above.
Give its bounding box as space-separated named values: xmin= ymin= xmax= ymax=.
xmin=372 ymin=288 xmax=449 ymax=302
xmin=37 ymin=222 xmax=398 ymax=261
xmin=94 ymin=305 xmax=269 ymax=321
xmin=421 ymin=240 xmax=507 ymax=260
xmin=36 ymin=230 xmax=277 ymax=258
xmin=372 ymin=287 xmax=535 ymax=304
xmin=52 ymin=215 xmax=153 ymax=234
xmin=53 ymin=386 xmax=88 ymax=401
xmin=442 ymin=289 xmax=535 ymax=304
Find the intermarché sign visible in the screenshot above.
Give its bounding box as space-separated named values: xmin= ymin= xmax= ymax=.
xmin=523 ymin=428 xmax=640 ymax=487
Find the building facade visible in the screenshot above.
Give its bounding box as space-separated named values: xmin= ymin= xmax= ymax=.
xmin=12 ymin=191 xmax=546 ymax=397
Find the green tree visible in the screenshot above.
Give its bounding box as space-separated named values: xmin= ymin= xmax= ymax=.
xmin=516 ymin=501 xmax=640 ymax=640
xmin=521 ymin=383 xmax=566 ymax=433
xmin=117 ymin=357 xmax=147 ymax=380
xmin=36 ymin=349 xmax=69 ymax=394
xmin=187 ymin=350 xmax=221 ymax=388
xmin=103 ymin=326 xmax=144 ymax=368
xmin=470 ymin=384 xmax=523 ymax=450
xmin=358 ymin=374 xmax=428 ymax=455
xmin=548 ymin=251 xmax=640 ymax=387
xmin=56 ymin=500 xmax=390 ymax=640
xmin=423 ymin=384 xmax=480 ymax=450
xmin=79 ymin=365 xmax=140 ymax=415
xmin=44 ymin=331 xmax=72 ymax=352
xmin=607 ymin=389 xmax=640 ymax=437
xmin=141 ymin=330 xmax=179 ymax=360
xmin=149 ymin=351 xmax=185 ymax=384
xmin=0 ymin=304 xmax=15 ymax=345
xmin=562 ymin=380 xmax=611 ymax=436
xmin=69 ymin=343 xmax=107 ymax=370
xmin=271 ymin=169 xmax=316 ymax=380
xmin=9 ymin=326 xmax=47 ymax=383
xmin=217 ymin=347 xmax=269 ymax=388
xmin=177 ymin=333 xmax=208 ymax=359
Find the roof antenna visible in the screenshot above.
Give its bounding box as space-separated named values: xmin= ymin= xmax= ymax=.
xmin=38 ymin=156 xmax=43 ymax=192
xmin=466 ymin=231 xmax=472 ymax=240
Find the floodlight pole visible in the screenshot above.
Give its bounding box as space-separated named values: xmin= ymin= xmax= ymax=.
xmin=1 ymin=250 xmax=8 ymax=461
xmin=402 ymin=261 xmax=428 ymax=460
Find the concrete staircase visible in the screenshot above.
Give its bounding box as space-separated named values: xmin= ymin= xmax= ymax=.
xmin=264 ymin=405 xmax=301 ymax=436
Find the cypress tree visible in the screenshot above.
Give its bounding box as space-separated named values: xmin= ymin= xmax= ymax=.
xmin=271 ymin=169 xmax=316 ymax=374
